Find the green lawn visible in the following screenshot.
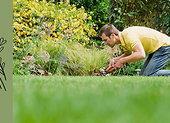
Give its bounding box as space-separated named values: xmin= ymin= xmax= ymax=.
xmin=13 ymin=75 xmax=170 ymax=123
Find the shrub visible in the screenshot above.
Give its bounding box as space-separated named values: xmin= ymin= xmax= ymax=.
xmin=109 ymin=0 xmax=170 ymax=35
xmin=13 ymin=40 xmax=111 ymax=76
xmin=70 ymin=0 xmax=111 ymax=29
xmin=13 ymin=0 xmax=98 ymax=60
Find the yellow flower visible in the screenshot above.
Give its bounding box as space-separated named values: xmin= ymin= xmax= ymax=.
xmin=53 ymin=33 xmax=57 ymax=37
xmin=88 ymin=32 xmax=91 ymax=37
xmin=18 ymin=31 xmax=21 ymax=37
xmin=27 ymin=10 xmax=32 ymax=15
xmin=13 ymin=1 xmax=17 ymax=5
xmin=58 ymin=36 xmax=62 ymax=40
xmin=23 ymin=31 xmax=26 ymax=34
xmin=86 ymin=40 xmax=89 ymax=44
xmin=57 ymin=32 xmax=60 ymax=35
xmin=47 ymin=37 xmax=52 ymax=40
xmin=88 ymin=16 xmax=92 ymax=20
xmin=27 ymin=31 xmax=30 ymax=35
xmin=77 ymin=36 xmax=80 ymax=41
xmin=72 ymin=7 xmax=76 ymax=12
xmin=29 ymin=17 xmax=32 ymax=22
xmin=51 ymin=11 xmax=54 ymax=18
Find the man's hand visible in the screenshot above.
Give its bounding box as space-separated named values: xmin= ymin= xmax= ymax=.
xmin=106 ymin=61 xmax=124 ymax=72
xmin=114 ymin=61 xmax=124 ymax=70
xmin=106 ymin=58 xmax=116 ymax=71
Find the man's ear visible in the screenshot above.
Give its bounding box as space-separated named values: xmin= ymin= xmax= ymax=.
xmin=110 ymin=33 xmax=115 ymax=38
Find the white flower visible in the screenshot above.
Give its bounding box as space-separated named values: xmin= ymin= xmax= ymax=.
xmin=38 ymin=50 xmax=50 ymax=62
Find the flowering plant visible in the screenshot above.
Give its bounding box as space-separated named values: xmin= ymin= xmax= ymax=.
xmin=13 ymin=0 xmax=98 ymax=60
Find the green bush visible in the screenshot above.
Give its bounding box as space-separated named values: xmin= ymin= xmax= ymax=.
xmin=70 ymin=0 xmax=111 ymax=45
xmin=13 ymin=0 xmax=97 ymax=60
xmin=70 ymin=0 xmax=110 ymax=27
xmin=13 ymin=40 xmax=111 ymax=75
xmin=109 ymin=0 xmax=170 ymax=35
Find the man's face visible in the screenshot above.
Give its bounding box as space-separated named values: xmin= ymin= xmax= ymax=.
xmin=101 ymin=33 xmax=115 ymax=48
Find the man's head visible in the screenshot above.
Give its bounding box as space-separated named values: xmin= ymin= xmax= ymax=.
xmin=99 ymin=24 xmax=120 ymax=48
xmin=99 ymin=24 xmax=119 ymax=37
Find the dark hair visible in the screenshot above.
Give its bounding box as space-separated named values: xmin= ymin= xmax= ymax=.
xmin=99 ymin=24 xmax=119 ymax=37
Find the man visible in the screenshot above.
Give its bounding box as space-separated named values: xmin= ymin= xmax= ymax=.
xmin=99 ymin=24 xmax=170 ymax=76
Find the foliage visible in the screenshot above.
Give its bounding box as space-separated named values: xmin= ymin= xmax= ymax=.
xmin=13 ymin=0 xmax=97 ymax=60
xmin=13 ymin=60 xmax=30 ymax=75
xmin=14 ymin=75 xmax=170 ymax=123
xmin=69 ymin=0 xmax=111 ymax=45
xmin=110 ymin=60 xmax=143 ymax=76
xmin=109 ymin=0 xmax=170 ymax=35
xmin=70 ymin=0 xmax=111 ymax=29
xmin=13 ymin=40 xmax=111 ymax=75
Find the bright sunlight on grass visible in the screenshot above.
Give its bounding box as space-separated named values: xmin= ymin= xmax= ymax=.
xmin=13 ymin=75 xmax=170 ymax=123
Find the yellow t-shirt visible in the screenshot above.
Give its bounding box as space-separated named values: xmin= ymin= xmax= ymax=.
xmin=119 ymin=26 xmax=170 ymax=53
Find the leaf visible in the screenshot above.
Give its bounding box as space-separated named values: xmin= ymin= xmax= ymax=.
xmin=2 ymin=62 xmax=5 ymax=69
xmin=0 ymin=37 xmax=7 ymax=46
xmin=0 ymin=69 xmax=3 ymax=75
xmin=0 ymin=47 xmax=4 ymax=52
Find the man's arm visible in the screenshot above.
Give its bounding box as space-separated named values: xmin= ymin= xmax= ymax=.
xmin=119 ymin=41 xmax=145 ymax=64
xmin=106 ymin=50 xmax=132 ymax=71
xmin=114 ymin=50 xmax=132 ymax=62
xmin=108 ymin=41 xmax=145 ymax=72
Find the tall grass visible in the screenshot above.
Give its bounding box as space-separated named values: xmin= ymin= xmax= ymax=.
xmin=33 ymin=40 xmax=111 ymax=75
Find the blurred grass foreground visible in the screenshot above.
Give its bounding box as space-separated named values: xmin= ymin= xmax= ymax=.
xmin=13 ymin=75 xmax=170 ymax=123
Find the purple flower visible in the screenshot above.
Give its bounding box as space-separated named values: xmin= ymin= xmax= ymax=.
xmin=55 ymin=55 xmax=57 ymax=58
xmin=79 ymin=64 xmax=82 ymax=66
xmin=48 ymin=33 xmax=51 ymax=37
xmin=70 ymin=26 xmax=72 ymax=29
xmin=59 ymin=25 xmax=61 ymax=27
xmin=40 ymin=16 xmax=42 ymax=19
xmin=38 ymin=19 xmax=40 ymax=23
xmin=42 ymin=65 xmax=44 ymax=67
xmin=43 ymin=15 xmax=45 ymax=19
xmin=73 ymin=66 xmax=77 ymax=68
xmin=63 ymin=62 xmax=66 ymax=65
xmin=71 ymin=32 xmax=73 ymax=36
xmin=59 ymin=54 xmax=68 ymax=66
